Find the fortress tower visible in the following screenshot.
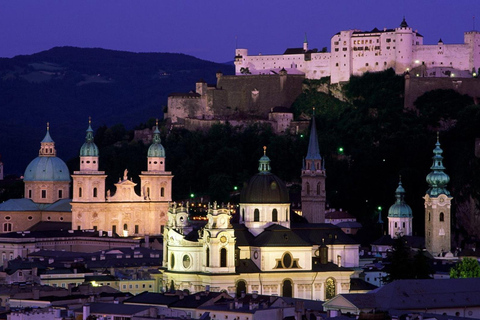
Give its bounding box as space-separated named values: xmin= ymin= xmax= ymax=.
xmin=424 ymin=134 xmax=452 ymax=256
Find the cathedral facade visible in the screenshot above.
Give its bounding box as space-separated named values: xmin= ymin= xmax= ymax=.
xmin=71 ymin=120 xmax=173 ymax=236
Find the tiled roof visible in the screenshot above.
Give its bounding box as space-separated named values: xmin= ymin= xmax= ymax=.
xmin=253 ymin=225 xmax=311 ymax=247
xmin=291 ymin=223 xmax=358 ymax=245
xmin=0 ymin=198 xmax=71 ymax=212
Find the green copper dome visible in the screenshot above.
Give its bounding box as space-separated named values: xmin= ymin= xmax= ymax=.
xmin=388 ymin=178 xmax=412 ymax=218
xmin=148 ymin=124 xmax=165 ymax=157
xmin=79 ymin=120 xmax=99 ymax=157
xmin=240 ymin=147 xmax=289 ymax=204
xmin=426 ymin=134 xmax=450 ymax=197
xmin=24 ymin=126 xmax=70 ymax=182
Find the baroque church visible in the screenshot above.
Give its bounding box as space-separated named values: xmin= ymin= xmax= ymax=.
xmin=162 ymin=118 xmax=360 ymax=300
xmin=71 ymin=119 xmax=173 ymax=236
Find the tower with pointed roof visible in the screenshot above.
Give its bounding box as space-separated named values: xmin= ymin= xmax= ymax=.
xmin=24 ymin=123 xmax=70 ymax=203
xmin=424 ymin=134 xmax=452 ymax=256
xmin=388 ymin=176 xmax=413 ymax=237
xmin=139 ymin=119 xmax=173 ymax=202
xmin=301 ymin=116 xmax=326 ymax=223
xmin=72 ymin=118 xmax=107 ymax=203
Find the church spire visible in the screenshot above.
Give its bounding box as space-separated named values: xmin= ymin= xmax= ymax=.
xmin=426 ymin=133 xmax=450 ymax=197
xmin=305 ymin=113 xmax=322 ymax=162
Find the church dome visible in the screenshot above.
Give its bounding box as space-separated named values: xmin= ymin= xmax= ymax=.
xmin=24 ymin=125 xmax=70 ymax=182
xmin=24 ymin=157 xmax=70 ymax=181
xmin=148 ymin=124 xmax=165 ymax=158
xmin=80 ymin=120 xmax=99 ymax=157
xmin=388 ymin=179 xmax=412 ymax=218
xmin=240 ymin=147 xmax=289 ymax=204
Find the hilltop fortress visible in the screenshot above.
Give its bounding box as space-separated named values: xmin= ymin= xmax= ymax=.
xmin=235 ymin=18 xmax=480 ymax=83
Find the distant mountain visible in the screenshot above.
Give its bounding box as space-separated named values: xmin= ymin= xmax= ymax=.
xmin=0 ymin=47 xmax=234 ymax=176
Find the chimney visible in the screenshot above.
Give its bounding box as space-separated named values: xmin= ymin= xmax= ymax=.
xmin=144 ymin=235 xmax=150 ymax=248
xmin=83 ymin=304 xmax=90 ymax=320
xmin=32 ymin=288 xmax=40 ymax=300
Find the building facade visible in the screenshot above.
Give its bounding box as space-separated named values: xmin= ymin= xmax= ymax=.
xmin=162 ymin=150 xmax=359 ymax=300
xmin=71 ymin=120 xmax=173 ymax=236
xmin=235 ymin=18 xmax=480 ymax=83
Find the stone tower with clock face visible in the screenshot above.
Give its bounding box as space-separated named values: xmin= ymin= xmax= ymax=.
xmin=424 ymin=134 xmax=452 ymax=257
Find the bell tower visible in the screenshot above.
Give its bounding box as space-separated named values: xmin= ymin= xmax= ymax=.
xmin=424 ymin=133 xmax=452 ymax=256
xmin=72 ymin=118 xmax=107 ymax=203
xmin=301 ymin=115 xmax=326 ymax=223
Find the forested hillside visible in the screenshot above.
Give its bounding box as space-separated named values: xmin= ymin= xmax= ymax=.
xmin=0 ymin=47 xmax=234 ymax=175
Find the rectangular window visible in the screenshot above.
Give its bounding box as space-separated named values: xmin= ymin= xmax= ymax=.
xmin=28 ymin=190 xmax=32 ymax=198
xmin=41 ymin=190 xmax=46 ymax=198
xmin=135 ymin=225 xmax=139 ymax=234
xmin=58 ymin=190 xmax=63 ymax=199
xmin=112 ymin=225 xmax=117 ymax=234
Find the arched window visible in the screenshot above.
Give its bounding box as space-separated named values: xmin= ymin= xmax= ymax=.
xmin=428 ymin=212 xmax=431 ymax=221
xmin=79 ymin=188 xmax=82 ymax=198
xmin=306 ymin=182 xmax=310 ymax=195
xmin=220 ymin=248 xmax=227 ymax=267
xmin=272 ymin=209 xmax=278 ymax=222
xmin=282 ymin=279 xmax=293 ymax=297
xmin=236 ymin=280 xmax=247 ymax=297
xmin=395 ymin=222 xmax=397 ymax=228
xmin=3 ymin=223 xmax=12 ymax=232
xmin=170 ymin=253 xmax=175 ymax=269
xmin=93 ymin=188 xmax=98 ymax=198
xmin=206 ymin=247 xmax=210 ymax=267
xmin=254 ymin=209 xmax=260 ymax=222
xmin=123 ymin=224 xmax=128 ymax=231
xmin=317 ymin=182 xmax=321 ymax=195
xmin=161 ymin=187 xmax=165 ymax=197
xmin=439 ymin=212 xmax=444 ymax=222
xmin=146 ymin=187 xmax=150 ymax=197
xmin=325 ymin=277 xmax=336 ymax=300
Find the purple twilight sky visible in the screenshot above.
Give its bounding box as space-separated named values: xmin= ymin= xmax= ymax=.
xmin=1 ymin=1 xmax=480 ymax=63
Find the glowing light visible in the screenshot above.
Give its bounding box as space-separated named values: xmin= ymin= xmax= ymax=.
xmin=415 ymin=60 xmax=420 ymax=64
xmin=190 ymin=193 xmax=195 ymax=198
xmin=377 ymin=206 xmax=382 ymax=211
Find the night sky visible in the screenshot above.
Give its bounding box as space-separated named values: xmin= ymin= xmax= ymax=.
xmin=1 ymin=1 xmax=480 ymax=63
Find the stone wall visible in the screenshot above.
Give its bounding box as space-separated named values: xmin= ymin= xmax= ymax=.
xmin=404 ymin=75 xmax=480 ymax=110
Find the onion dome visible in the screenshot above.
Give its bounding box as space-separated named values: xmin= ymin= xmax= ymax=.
xmin=79 ymin=118 xmax=99 ymax=157
xmin=388 ymin=177 xmax=412 ymax=218
xmin=24 ymin=123 xmax=70 ymax=182
xmin=148 ymin=120 xmax=165 ymax=158
xmin=240 ymin=147 xmax=289 ymax=203
xmin=426 ymin=133 xmax=450 ymax=197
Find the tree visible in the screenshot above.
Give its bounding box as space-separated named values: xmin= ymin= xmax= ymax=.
xmin=450 ymin=257 xmax=480 ymax=278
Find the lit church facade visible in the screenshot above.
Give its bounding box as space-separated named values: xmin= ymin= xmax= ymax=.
xmin=162 ymin=121 xmax=359 ymax=300
xmin=71 ymin=120 xmax=173 ymax=236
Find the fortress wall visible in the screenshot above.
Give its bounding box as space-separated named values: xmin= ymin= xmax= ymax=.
xmin=405 ymin=76 xmax=480 ymax=110
xmin=216 ymin=74 xmax=304 ymax=118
